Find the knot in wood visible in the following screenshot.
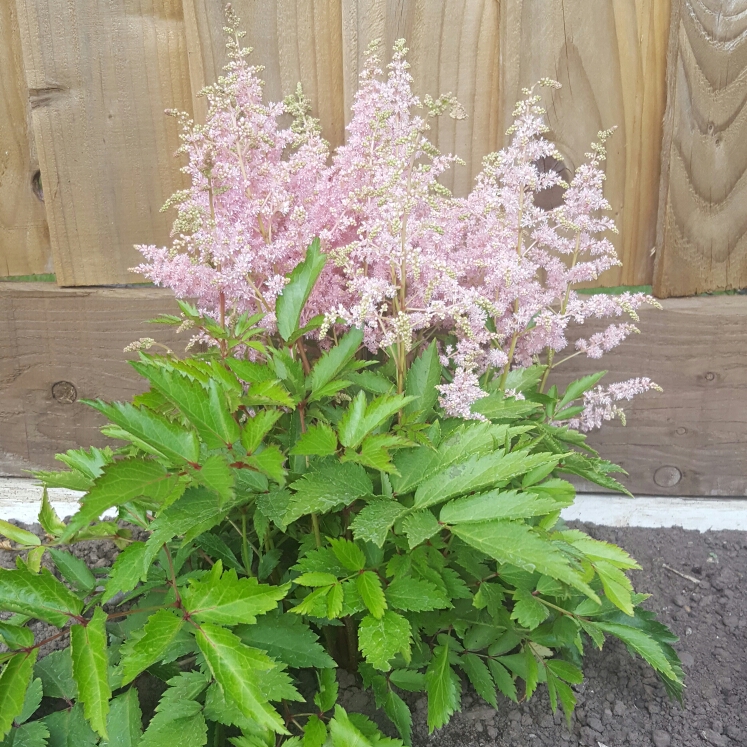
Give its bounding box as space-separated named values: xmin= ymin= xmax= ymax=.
xmin=51 ymin=381 xmax=77 ymax=404
xmin=654 ymin=465 xmax=682 ymax=488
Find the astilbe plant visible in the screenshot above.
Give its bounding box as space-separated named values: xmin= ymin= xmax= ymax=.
xmin=0 ymin=14 xmax=681 ymax=747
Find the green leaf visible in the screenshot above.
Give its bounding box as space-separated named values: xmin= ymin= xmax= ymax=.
xmin=193 ymin=454 xmax=234 ymax=505
xmin=425 ymin=644 xmax=460 ymax=732
xmin=7 ymin=720 xmax=49 ymax=747
xmin=101 ymin=542 xmax=148 ymax=603
xmin=459 ymin=653 xmax=497 ymax=708
xmin=302 ymin=715 xmax=327 ymax=747
xmin=43 ymin=703 xmax=97 ymax=747
xmin=183 ymin=564 xmax=288 ymax=625
xmin=328 ymin=537 xmax=366 ymax=572
xmin=404 ymin=342 xmax=441 ymax=421
xmin=471 ymin=394 xmax=543 ymax=421
xmin=241 ymin=409 xmax=283 ymax=455
xmin=276 ymin=238 xmax=327 ymax=341
xmin=289 ymin=423 xmax=337 ymax=457
xmin=307 ymin=328 xmax=364 ymax=397
xmin=594 ymin=622 xmax=676 ymax=680
xmin=414 ymin=451 xmax=560 ymax=510
xmin=138 ymin=706 xmax=206 ymax=747
xmin=86 ymin=400 xmax=200 ymax=464
xmin=246 ymin=445 xmax=286 ymax=483
xmin=131 ymin=362 xmax=240 ymax=449
xmin=385 ymin=576 xmax=450 ymax=612
xmin=546 ymin=659 xmax=583 ymax=684
xmin=344 ymin=433 xmax=412 ymax=473
xmin=70 ymin=607 xmax=110 ymax=739
xmin=294 ymin=572 xmax=339 ymax=587
xmin=61 ymin=459 xmax=173 ymax=541
xmin=119 ymin=609 xmax=185 ymax=685
xmin=557 ymin=371 xmax=607 ymax=411
xmin=511 ymin=589 xmax=549 ymax=629
xmin=346 ymin=371 xmax=394 ymax=395
xmin=0 ymin=651 xmax=37 ymax=738
xmin=196 ymin=623 xmax=286 ymax=734
xmin=314 ymin=668 xmax=338 ymax=713
xmin=0 ymin=567 xmax=83 ymax=627
xmin=38 ymin=490 xmax=66 ymax=538
xmin=389 ymin=670 xmax=426 ymax=692
xmin=338 ymin=392 xmax=412 ymax=450
xmin=0 ymin=520 xmax=40 ymax=547
xmin=440 ymin=488 xmax=568 ymax=525
xmin=103 ymin=688 xmax=142 ymax=747
xmin=242 ymin=380 xmax=295 ymax=408
xmin=562 ymin=533 xmax=640 ymax=569
xmin=486 ymin=659 xmax=517 ymax=702
xmin=285 ymin=462 xmax=372 ymax=524
xmin=451 ymin=521 xmax=598 ymax=601
xmin=328 ymin=707 xmax=373 ymax=747
xmin=356 ymin=572 xmax=387 ymax=619
xmin=17 ymin=677 xmax=43 ymax=725
xmin=34 ymin=650 xmax=76 ymax=701
xmin=349 ymin=501 xmax=406 ymax=547
xmin=47 ymin=550 xmax=96 ymax=594
xmin=401 ymin=510 xmax=441 ymax=549
xmin=0 ymin=622 xmax=34 ymax=650
xmin=358 ymin=611 xmax=412 ymax=672
xmin=235 ymin=615 xmax=335 ymax=669
xmin=594 ymin=560 xmax=634 ymax=616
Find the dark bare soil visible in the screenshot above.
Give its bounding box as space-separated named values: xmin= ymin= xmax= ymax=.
xmin=3 ymin=522 xmax=745 ymax=747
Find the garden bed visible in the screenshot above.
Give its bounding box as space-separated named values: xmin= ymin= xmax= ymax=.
xmin=3 ymin=521 xmax=744 ymax=747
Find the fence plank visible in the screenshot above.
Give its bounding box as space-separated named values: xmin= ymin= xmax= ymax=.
xmin=2 ymin=284 xmax=745 ymax=496
xmin=0 ymin=1 xmax=51 ymax=277
xmin=183 ymin=0 xmax=345 ymax=149
xmin=653 ymin=0 xmax=747 ymax=297
xmin=13 ymin=0 xmax=193 ymax=286
xmin=498 ymin=0 xmax=671 ymax=288
xmin=341 ymin=0 xmax=502 ymax=197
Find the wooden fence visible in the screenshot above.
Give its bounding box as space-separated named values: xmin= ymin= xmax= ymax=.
xmin=1 ymin=1 xmax=746 ymax=494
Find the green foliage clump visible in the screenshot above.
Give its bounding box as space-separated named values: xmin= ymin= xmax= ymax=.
xmin=0 ymin=247 xmax=681 ymax=747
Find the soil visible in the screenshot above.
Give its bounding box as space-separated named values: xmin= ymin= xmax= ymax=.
xmin=2 ymin=521 xmax=745 ymax=747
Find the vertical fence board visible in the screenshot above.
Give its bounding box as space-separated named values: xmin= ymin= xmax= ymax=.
xmin=498 ymin=0 xmax=671 ymax=287
xmin=341 ymin=0 xmax=502 ymax=197
xmin=184 ymin=0 xmax=345 ymax=149
xmin=13 ymin=0 xmax=193 ymax=286
xmin=0 ymin=1 xmax=51 ymax=277
xmin=654 ymin=0 xmax=747 ymax=298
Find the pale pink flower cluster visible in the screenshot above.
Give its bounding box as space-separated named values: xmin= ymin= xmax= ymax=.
xmin=136 ymin=24 xmax=660 ymax=428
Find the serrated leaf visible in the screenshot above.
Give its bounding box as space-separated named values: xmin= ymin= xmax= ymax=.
xmin=546 ymin=659 xmax=583 ymax=684
xmin=460 ymin=653 xmax=497 ymax=708
xmin=314 ymin=668 xmax=338 ymax=713
xmin=138 ymin=707 xmax=206 ymax=747
xmin=61 ymin=459 xmax=173 ymax=541
xmin=47 ymin=550 xmax=96 ymax=594
xmin=451 ymin=521 xmax=598 ymax=601
xmin=0 ymin=520 xmax=40 ymax=547
xmin=425 ymin=644 xmax=460 ymax=732
xmin=594 ymin=560 xmax=634 ymax=616
xmin=295 ymin=572 xmax=339 ymax=587
xmin=246 ymin=445 xmax=286 ymax=483
xmin=0 ymin=567 xmax=83 ymax=627
xmin=302 ymin=715 xmax=327 ymax=747
xmin=236 ymin=615 xmax=335 ymax=669
xmin=240 ymin=409 xmax=283 ymax=455
xmin=183 ymin=564 xmax=288 ymax=625
xmin=0 ymin=651 xmax=37 ymax=738
xmin=101 ymin=542 xmax=148 ymax=603
xmin=242 ymin=380 xmax=295 ymax=408
xmin=7 ymin=720 xmax=49 ymax=747
xmin=338 ymin=392 xmax=412 ymax=450
xmin=43 ymin=703 xmax=97 ymax=747
xmin=192 ymin=454 xmax=234 ymax=505
xmin=120 ymin=609 xmax=185 ymax=685
xmin=389 ymin=669 xmax=426 ymax=692
xmin=346 ymin=371 xmax=394 ymax=395
xmin=285 ymin=462 xmax=372 ymax=524
xmin=440 ymin=488 xmax=567 ymax=525
xmin=386 ymin=575 xmax=451 ymax=613
xmin=404 ymin=342 xmax=441 ymax=421
xmin=401 ymin=510 xmax=441 ymax=549
xmin=290 ymin=423 xmax=338 ymax=456
xmin=557 ymin=371 xmax=607 ymax=410
xmin=328 ymin=537 xmax=366 ymax=572
xmin=511 ymin=589 xmax=549 ymax=629
xmin=103 ymin=688 xmax=142 ymax=747
xmin=0 ymin=622 xmax=34 ymax=650
xmin=86 ymin=400 xmax=200 ymax=464
xmin=356 ymin=572 xmax=387 ymax=619
xmin=486 ymin=659 xmax=517 ymax=702
xmin=276 ymin=239 xmax=326 ymax=341
xmin=414 ymin=451 xmax=560 ymax=510
xmin=70 ymin=607 xmax=110 ymax=738
xmin=17 ymin=677 xmax=43 ymax=725
xmin=38 ymin=490 xmax=65 ymax=538
xmin=349 ymin=501 xmax=406 ymax=547
xmin=307 ymin=328 xmax=363 ymax=396
xmin=131 ymin=362 xmax=240 ymax=449
xmin=196 ymin=623 xmax=286 ymax=734
xmin=328 ymin=707 xmax=373 ymax=747
xmin=562 ymin=533 xmax=640 ymax=569
xmin=471 ymin=395 xmax=543 ymax=421
xmin=594 ymin=622 xmax=676 ymax=680
xmin=358 ymin=611 xmax=411 ymax=672
xmin=34 ymin=650 xmax=76 ymax=702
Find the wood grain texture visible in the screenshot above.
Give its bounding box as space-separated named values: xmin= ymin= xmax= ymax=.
xmin=498 ymin=0 xmax=672 ymax=287
xmin=13 ymin=0 xmax=193 ymax=286
xmin=341 ymin=0 xmax=502 ymax=197
xmin=183 ymin=0 xmax=345 ymax=149
xmin=654 ymin=0 xmax=747 ymax=297
xmin=2 ymin=285 xmax=745 ymax=495
xmin=551 ymin=296 xmax=747 ymax=497
xmin=0 ymin=1 xmax=51 ymax=277
xmin=0 ymin=284 xmax=182 ymax=476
